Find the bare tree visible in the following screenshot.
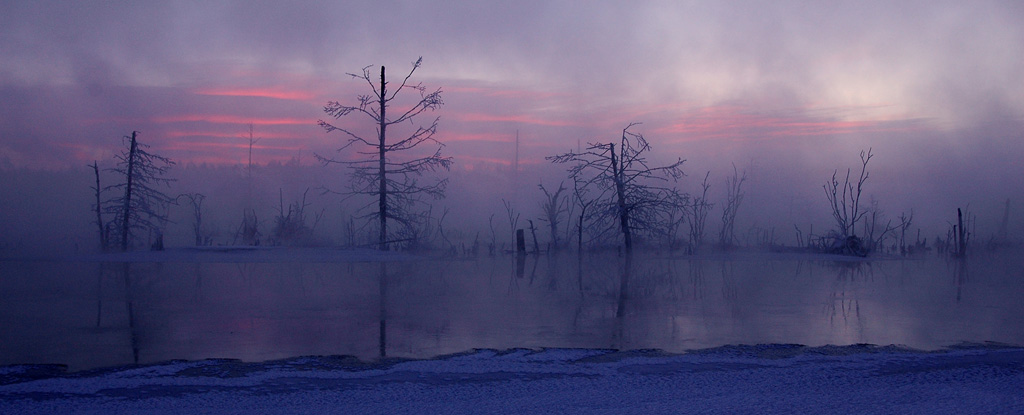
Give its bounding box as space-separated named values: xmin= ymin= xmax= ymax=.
xmin=569 ymin=175 xmax=595 ymax=253
xmin=176 ymin=193 xmax=207 ymax=246
xmin=548 ymin=123 xmax=684 ymax=253
xmin=538 ymin=182 xmax=569 ymax=250
xmin=270 ymin=188 xmax=323 ymax=246
xmin=242 ymin=123 xmax=260 ymax=207
xmin=90 ymin=161 xmax=109 ymax=250
xmin=235 ymin=209 xmax=261 ymax=246
xmin=104 ymin=131 xmax=175 ymax=251
xmin=823 ymin=148 xmax=872 ymax=255
xmin=718 ymin=164 xmax=747 ymax=248
xmin=502 ymin=198 xmax=521 ymax=247
xmin=897 ymin=210 xmax=913 ymax=255
xmin=951 ymin=207 xmax=974 ymax=258
xmin=663 ymin=189 xmax=689 ymax=250
xmin=317 ymin=57 xmax=451 ymax=251
xmin=860 ymin=200 xmax=908 ymax=253
xmin=686 ymin=172 xmax=714 ymax=253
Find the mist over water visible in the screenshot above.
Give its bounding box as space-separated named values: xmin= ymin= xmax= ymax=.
xmin=2 ymin=250 xmax=1021 ymax=371
xmin=1 ymin=3 xmax=1022 ymax=387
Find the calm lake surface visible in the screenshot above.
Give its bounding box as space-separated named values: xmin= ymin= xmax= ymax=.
xmin=2 ymin=249 xmax=1022 ymax=371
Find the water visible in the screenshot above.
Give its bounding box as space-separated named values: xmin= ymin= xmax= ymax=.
xmin=1 ymin=250 xmax=1021 ymax=371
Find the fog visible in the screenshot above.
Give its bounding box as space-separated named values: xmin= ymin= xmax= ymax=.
xmin=1 ymin=123 xmax=1021 ymax=256
xmin=3 ymin=1 xmax=1023 ymax=255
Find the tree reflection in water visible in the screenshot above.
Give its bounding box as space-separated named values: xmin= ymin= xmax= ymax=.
xmin=5 ymin=250 xmax=1023 ymax=371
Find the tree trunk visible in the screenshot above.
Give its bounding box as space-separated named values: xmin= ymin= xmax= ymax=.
xmin=120 ymin=132 xmax=138 ymax=252
xmin=577 ymin=212 xmax=584 ymax=255
xmin=378 ymin=66 xmax=389 ymax=251
xmin=956 ymin=208 xmax=966 ymax=257
xmin=91 ymin=161 xmax=107 ymax=250
xmin=609 ymin=143 xmax=632 ymax=253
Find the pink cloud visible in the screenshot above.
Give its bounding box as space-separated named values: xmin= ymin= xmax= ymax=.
xmin=165 ymin=130 xmax=306 ymax=140
xmin=440 ymin=132 xmax=514 ymax=143
xmin=452 ymin=112 xmax=580 ymax=128
xmin=193 ymin=87 xmax=317 ymax=101
xmin=152 ymin=114 xmax=317 ymax=126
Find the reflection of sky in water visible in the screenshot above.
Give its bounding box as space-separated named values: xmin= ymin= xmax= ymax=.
xmin=1 ymin=251 xmax=1020 ymax=371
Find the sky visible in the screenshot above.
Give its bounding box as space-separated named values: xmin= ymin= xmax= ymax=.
xmin=1 ymin=1 xmax=1023 ymax=244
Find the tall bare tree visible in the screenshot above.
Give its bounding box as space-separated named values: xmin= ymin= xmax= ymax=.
xmin=90 ymin=161 xmax=108 ymax=250
xmin=538 ymin=182 xmax=569 ymax=250
xmin=177 ymin=193 xmax=207 ymax=246
xmin=686 ymin=172 xmax=713 ymax=253
xmin=822 ymin=148 xmax=905 ymax=256
xmin=548 ymin=123 xmax=684 ymax=253
xmin=824 ymin=148 xmax=872 ymax=244
xmin=104 ymin=131 xmax=176 ymax=251
xmin=718 ymin=164 xmax=747 ymax=248
xmin=317 ymin=57 xmax=450 ymax=251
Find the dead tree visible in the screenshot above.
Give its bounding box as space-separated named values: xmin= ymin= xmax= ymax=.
xmin=317 ymin=57 xmax=450 ymax=251
xmin=686 ymin=172 xmax=714 ymax=253
xmin=823 ymin=148 xmax=873 ymax=255
xmin=718 ymin=164 xmax=747 ymax=248
xmin=527 ymin=219 xmax=541 ymax=253
xmin=270 ymin=188 xmax=325 ymax=246
xmin=898 ymin=210 xmax=913 ymax=255
xmin=90 ymin=161 xmax=109 ymax=250
xmin=104 ymin=131 xmax=175 ymax=251
xmin=242 ymin=123 xmax=260 ymax=207
xmin=663 ymin=189 xmax=689 ymax=250
xmin=569 ymin=175 xmax=596 ymax=253
xmin=502 ymin=198 xmax=520 ymax=249
xmin=235 ymin=209 xmax=261 ymax=246
xmin=952 ymin=207 xmax=974 ymax=258
xmin=548 ymin=123 xmax=684 ymax=253
xmin=538 ymin=182 xmax=569 ymax=250
xmin=176 ymin=193 xmax=207 ymax=246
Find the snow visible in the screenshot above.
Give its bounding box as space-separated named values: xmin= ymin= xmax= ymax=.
xmin=2 ymin=345 xmax=1022 ymax=414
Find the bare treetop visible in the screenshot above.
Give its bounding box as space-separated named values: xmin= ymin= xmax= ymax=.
xmin=316 ymin=57 xmax=450 ymax=251
xmin=548 ymin=123 xmax=684 ymax=252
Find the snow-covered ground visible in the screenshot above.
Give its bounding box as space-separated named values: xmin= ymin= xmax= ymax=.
xmin=2 ymin=345 xmax=1022 ymax=414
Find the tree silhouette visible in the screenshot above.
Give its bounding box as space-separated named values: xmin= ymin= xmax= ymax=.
xmin=718 ymin=164 xmax=747 ymax=248
xmin=317 ymin=57 xmax=450 ymax=251
xmin=538 ymin=182 xmax=569 ymax=250
xmin=104 ymin=131 xmax=175 ymax=251
xmin=548 ymin=123 xmax=684 ymax=253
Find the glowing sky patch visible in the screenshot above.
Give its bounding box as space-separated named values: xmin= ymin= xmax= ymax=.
xmin=152 ymin=115 xmax=318 ymax=126
xmin=452 ymin=113 xmax=581 ymax=128
xmin=653 ymin=105 xmax=927 ymax=141
xmin=165 ymin=130 xmax=306 ymax=140
xmin=193 ymin=87 xmax=318 ymax=101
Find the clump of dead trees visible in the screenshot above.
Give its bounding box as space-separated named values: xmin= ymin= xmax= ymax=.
xmin=269 ymin=188 xmax=324 ymax=246
xmin=821 ymin=148 xmax=910 ymax=256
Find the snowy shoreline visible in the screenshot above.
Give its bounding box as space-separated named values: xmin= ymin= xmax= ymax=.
xmin=2 ymin=344 xmax=1022 ymax=414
